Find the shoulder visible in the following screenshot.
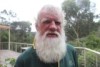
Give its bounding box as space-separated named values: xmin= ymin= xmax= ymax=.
xmin=16 ymin=47 xmax=35 ymax=62
xmin=15 ymin=47 xmax=35 ymax=67
xmin=66 ymin=44 xmax=78 ymax=67
xmin=66 ymin=43 xmax=77 ymax=56
xmin=67 ymin=43 xmax=76 ymax=51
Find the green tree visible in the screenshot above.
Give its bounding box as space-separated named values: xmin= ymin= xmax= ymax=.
xmin=62 ymin=0 xmax=98 ymax=41
xmin=0 ymin=9 xmax=17 ymax=43
xmin=96 ymin=21 xmax=100 ymax=37
xmin=0 ymin=30 xmax=8 ymax=42
xmin=0 ymin=9 xmax=17 ymax=25
xmin=10 ymin=21 xmax=33 ymax=43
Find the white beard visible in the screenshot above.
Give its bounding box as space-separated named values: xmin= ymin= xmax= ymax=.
xmin=35 ymin=29 xmax=66 ymax=63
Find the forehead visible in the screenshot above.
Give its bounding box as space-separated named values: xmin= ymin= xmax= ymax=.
xmin=38 ymin=10 xmax=62 ymax=21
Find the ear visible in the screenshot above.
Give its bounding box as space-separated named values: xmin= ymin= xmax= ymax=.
xmin=35 ymin=22 xmax=39 ymax=31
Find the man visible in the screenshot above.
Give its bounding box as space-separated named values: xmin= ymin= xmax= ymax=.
xmin=14 ymin=5 xmax=78 ymax=67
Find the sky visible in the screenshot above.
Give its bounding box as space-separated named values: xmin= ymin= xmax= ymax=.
xmin=0 ymin=0 xmax=100 ymax=32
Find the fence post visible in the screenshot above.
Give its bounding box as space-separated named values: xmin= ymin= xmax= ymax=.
xmin=8 ymin=28 xmax=10 ymax=50
xmin=84 ymin=48 xmax=86 ymax=67
xmin=96 ymin=55 xmax=98 ymax=67
xmin=15 ymin=44 xmax=17 ymax=52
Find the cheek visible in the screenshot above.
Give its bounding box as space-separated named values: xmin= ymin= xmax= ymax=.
xmin=57 ymin=26 xmax=62 ymax=34
xmin=38 ymin=24 xmax=48 ymax=35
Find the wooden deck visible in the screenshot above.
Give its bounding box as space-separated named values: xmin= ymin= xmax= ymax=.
xmin=0 ymin=50 xmax=20 ymax=65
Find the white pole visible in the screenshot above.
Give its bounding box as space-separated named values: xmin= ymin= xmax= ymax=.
xmin=8 ymin=27 xmax=10 ymax=50
xmin=96 ymin=55 xmax=98 ymax=67
xmin=84 ymin=49 xmax=86 ymax=67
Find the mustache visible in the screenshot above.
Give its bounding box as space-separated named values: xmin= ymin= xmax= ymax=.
xmin=44 ymin=31 xmax=60 ymax=37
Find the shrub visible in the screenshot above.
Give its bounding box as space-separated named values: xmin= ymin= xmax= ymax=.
xmin=78 ymin=50 xmax=100 ymax=67
xmin=0 ymin=58 xmax=16 ymax=67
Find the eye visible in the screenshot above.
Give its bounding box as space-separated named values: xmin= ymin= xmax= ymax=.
xmin=43 ymin=20 xmax=51 ymax=24
xmin=55 ymin=21 xmax=61 ymax=25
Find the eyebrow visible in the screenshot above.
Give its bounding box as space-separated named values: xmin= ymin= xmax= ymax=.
xmin=40 ymin=18 xmax=61 ymax=23
xmin=41 ymin=18 xmax=48 ymax=23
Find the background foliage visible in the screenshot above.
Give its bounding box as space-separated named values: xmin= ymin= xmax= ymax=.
xmin=62 ymin=0 xmax=100 ymax=67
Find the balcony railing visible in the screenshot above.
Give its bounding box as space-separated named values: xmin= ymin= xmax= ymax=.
xmin=75 ymin=47 xmax=100 ymax=67
xmin=0 ymin=42 xmax=100 ymax=67
xmin=0 ymin=42 xmax=32 ymax=52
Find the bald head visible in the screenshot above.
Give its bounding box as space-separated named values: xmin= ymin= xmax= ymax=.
xmin=36 ymin=5 xmax=65 ymax=26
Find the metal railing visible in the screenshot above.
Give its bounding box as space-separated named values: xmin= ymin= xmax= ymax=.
xmin=0 ymin=42 xmax=32 ymax=52
xmin=75 ymin=47 xmax=100 ymax=67
xmin=0 ymin=42 xmax=100 ymax=67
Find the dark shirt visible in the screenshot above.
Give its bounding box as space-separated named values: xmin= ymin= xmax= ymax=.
xmin=14 ymin=44 xmax=78 ymax=67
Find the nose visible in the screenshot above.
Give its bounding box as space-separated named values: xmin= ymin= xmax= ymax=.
xmin=49 ymin=21 xmax=57 ymax=31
